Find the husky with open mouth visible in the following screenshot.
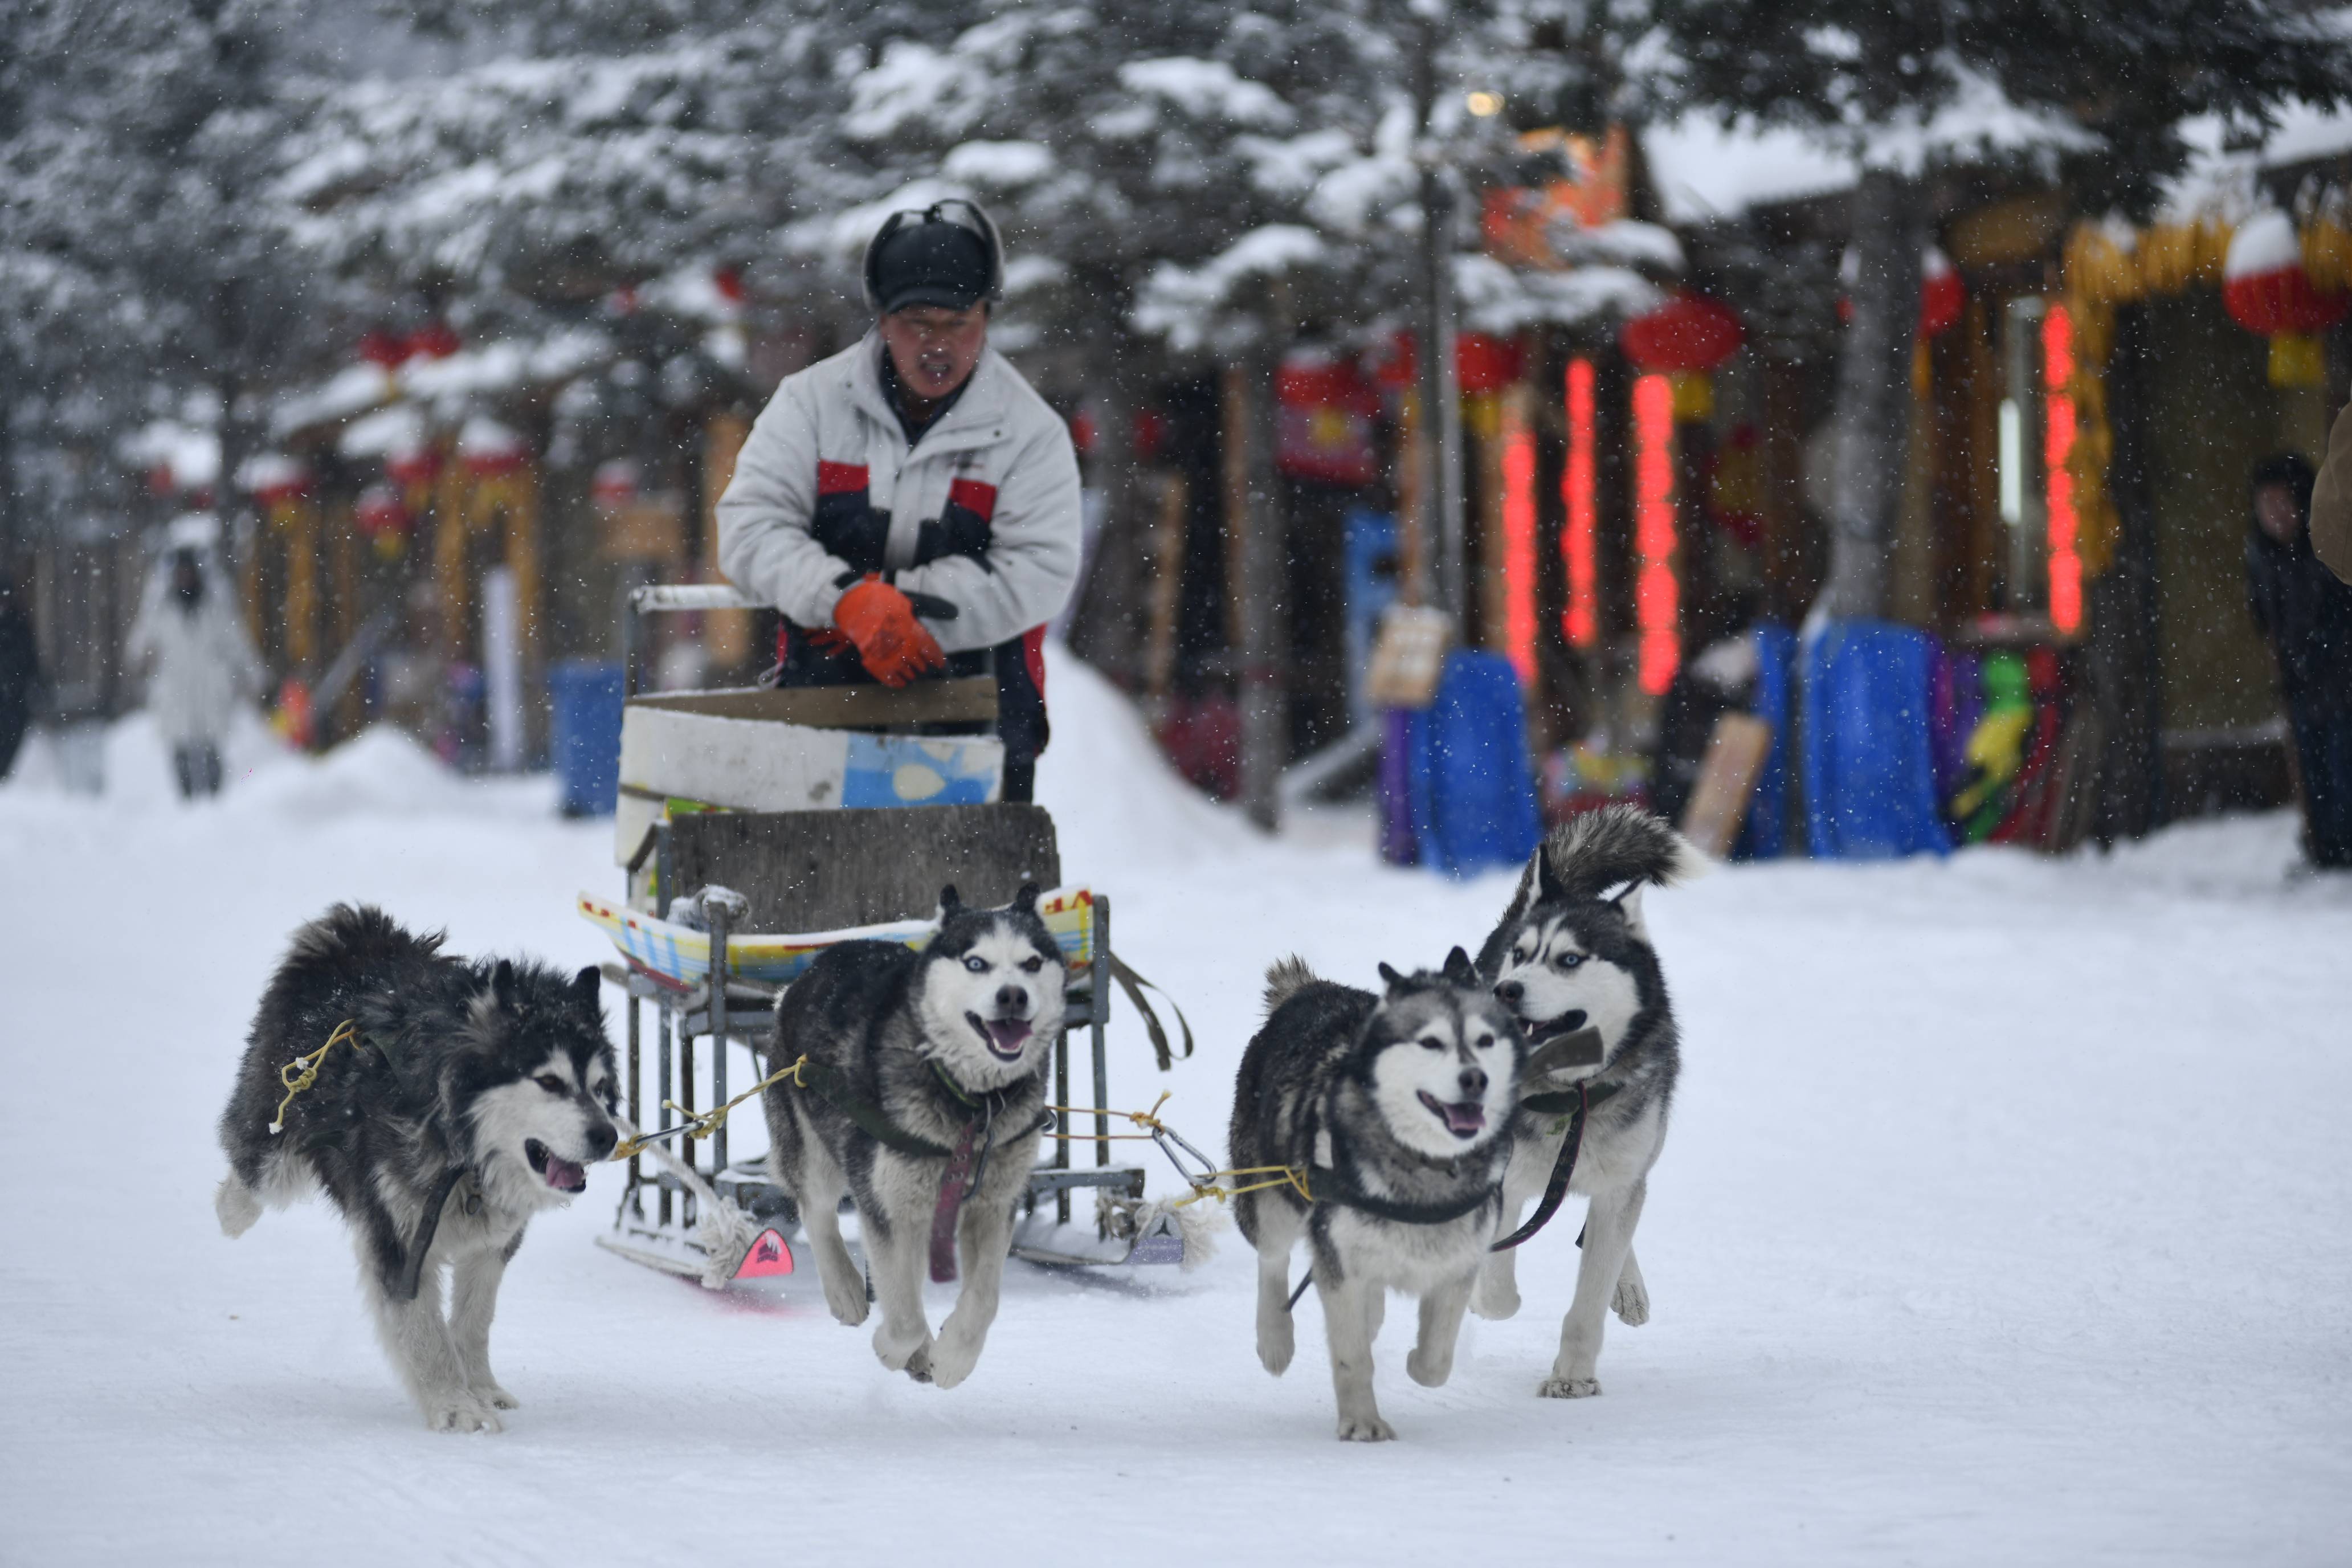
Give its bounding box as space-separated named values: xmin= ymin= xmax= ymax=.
xmin=1230 ymin=948 xmax=1525 ymax=1441
xmin=761 ymin=883 xmax=1063 ymax=1389
xmin=215 ymin=904 xmax=617 ymax=1432
xmin=1472 ymin=805 xmax=1703 ymax=1399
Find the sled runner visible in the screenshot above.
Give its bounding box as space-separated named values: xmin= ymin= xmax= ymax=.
xmin=582 ymin=584 xmax=1190 ymax=1287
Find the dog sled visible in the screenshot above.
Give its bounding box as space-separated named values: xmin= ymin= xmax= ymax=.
xmin=580 ymin=584 xmax=1192 ymax=1291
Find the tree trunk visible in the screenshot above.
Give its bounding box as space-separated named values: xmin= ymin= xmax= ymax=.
xmin=1815 ymin=166 xmax=1927 ymax=624
xmin=1064 ymin=330 xmax=1146 ymax=685
xmin=1224 ymin=349 xmax=1287 ymax=832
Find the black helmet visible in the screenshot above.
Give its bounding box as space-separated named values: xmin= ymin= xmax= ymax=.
xmin=861 ymin=198 xmax=1004 ymax=315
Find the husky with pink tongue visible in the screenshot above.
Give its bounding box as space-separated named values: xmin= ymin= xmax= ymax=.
xmin=762 ymin=883 xmax=1063 ymax=1389
xmin=1230 ymin=949 xmax=1526 ymax=1442
xmin=215 ymin=904 xmax=618 ymax=1433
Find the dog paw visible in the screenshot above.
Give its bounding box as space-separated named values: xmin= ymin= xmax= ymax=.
xmin=1256 ymin=1317 xmax=1295 ymax=1377
xmin=927 ymin=1334 xmax=981 ymax=1390
xmin=1470 ymin=1278 xmax=1520 ymax=1321
xmin=214 ymin=1177 xmax=260 ymax=1239
xmin=471 ymin=1382 xmax=520 ymax=1411
xmin=1612 ymin=1276 xmax=1650 ymax=1326
xmin=1538 ymin=1375 xmax=1602 ymax=1399
xmin=873 ymin=1326 xmax=931 ymax=1374
xmin=1404 ymin=1347 xmax=1453 ymax=1388
xmin=903 ymin=1344 xmax=935 ymax=1383
xmin=821 ymin=1272 xmax=870 ymax=1328
xmin=1336 ymin=1413 xmax=1396 ymax=1443
xmin=420 ymin=1390 xmax=503 ymax=1433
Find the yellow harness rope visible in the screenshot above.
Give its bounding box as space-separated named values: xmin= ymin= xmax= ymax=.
xmin=270 ymin=1019 xmax=362 ymax=1135
xmin=610 ymin=1054 xmax=809 ymax=1162
xmin=1037 ymin=1092 xmax=1312 ymax=1208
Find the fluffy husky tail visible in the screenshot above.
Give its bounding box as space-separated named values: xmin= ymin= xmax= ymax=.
xmin=1516 ymin=805 xmax=1708 ymax=913
xmin=1262 ymin=955 xmax=1320 ymax=1017
xmin=283 ymin=902 xmax=443 ymax=979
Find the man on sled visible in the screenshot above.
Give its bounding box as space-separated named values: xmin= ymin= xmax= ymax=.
xmin=717 ymin=198 xmax=1081 ymax=803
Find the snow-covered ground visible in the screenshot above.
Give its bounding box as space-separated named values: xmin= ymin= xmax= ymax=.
xmin=4 ymin=650 xmax=2349 ymax=1566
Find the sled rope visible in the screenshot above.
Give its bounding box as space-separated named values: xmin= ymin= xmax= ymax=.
xmin=1172 ymin=1165 xmax=1315 ymax=1208
xmin=1039 ymin=1089 xmax=1183 ymax=1142
xmin=611 ymin=1054 xmax=810 ymax=1161
xmin=269 ymin=1019 xmax=362 ymax=1135
xmin=1038 ymin=1090 xmax=1312 ymax=1207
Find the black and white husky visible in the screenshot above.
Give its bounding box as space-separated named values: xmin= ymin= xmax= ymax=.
xmin=215 ymin=905 xmax=618 ymax=1431
xmin=1231 ymin=949 xmax=1526 ymax=1441
xmin=1472 ymin=805 xmax=1702 ymax=1398
xmin=761 ymin=884 xmax=1064 ymax=1389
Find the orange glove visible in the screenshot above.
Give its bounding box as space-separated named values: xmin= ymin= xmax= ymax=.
xmin=833 ymin=575 xmax=945 ymax=688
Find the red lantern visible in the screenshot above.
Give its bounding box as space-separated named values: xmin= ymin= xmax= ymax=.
xmin=1621 ymin=292 xmax=1744 ymax=374
xmin=2224 ymin=211 xmax=2347 ymax=387
xmin=591 ymin=459 xmax=640 ymax=510
xmin=358 ymin=328 xmax=407 ymax=369
xmin=1276 ymin=353 xmax=1382 ymax=487
xmin=458 ymin=418 xmax=529 ymax=478
xmin=1621 ymin=292 xmax=1743 ymax=420
xmin=406 ymin=321 xmax=461 ymax=361
xmin=241 ymin=454 xmax=311 ymax=507
xmin=1367 ymin=330 xmax=1417 ymax=390
xmin=386 ymin=443 xmax=439 ymax=492
xmin=1918 ymin=247 xmax=1966 ymax=338
xmin=713 ymin=267 xmax=746 ymax=305
xmin=1454 ymin=333 xmax=1524 ymax=394
xmin=355 ymin=483 xmax=410 ymax=558
xmin=1068 ymin=410 xmax=1096 ymax=456
xmin=1133 ymin=409 xmax=1169 ymax=465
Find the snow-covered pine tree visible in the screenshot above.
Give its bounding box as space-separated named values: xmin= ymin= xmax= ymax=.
xmin=1 ymin=0 xmax=327 ymax=550
xmin=1644 ymin=0 xmax=2352 ymax=623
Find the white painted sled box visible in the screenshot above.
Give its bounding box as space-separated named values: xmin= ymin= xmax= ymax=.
xmin=611 ymin=697 xmax=1003 ymax=869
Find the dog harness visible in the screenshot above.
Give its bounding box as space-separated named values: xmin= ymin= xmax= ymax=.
xmin=1489 ymin=1079 xmax=1622 ymax=1253
xmin=796 ymin=1056 xmax=1050 ymax=1285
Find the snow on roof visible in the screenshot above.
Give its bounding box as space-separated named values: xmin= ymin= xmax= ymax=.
xmin=118 ymin=420 xmax=222 ymax=489
xmin=457 ymin=415 xmax=526 ymax=460
xmin=1652 ymin=94 xmax=2352 ymax=230
xmin=2160 ymin=101 xmax=2352 ymax=222
xmin=270 ymin=364 xmax=395 ymax=441
xmin=339 ymin=403 xmax=428 ymax=460
xmin=236 ymin=452 xmax=308 ymax=493
xmin=1642 ymin=115 xmax=1859 ymax=224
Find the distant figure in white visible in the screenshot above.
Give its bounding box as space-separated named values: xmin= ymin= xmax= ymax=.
xmin=127 ymin=539 xmax=263 ymax=798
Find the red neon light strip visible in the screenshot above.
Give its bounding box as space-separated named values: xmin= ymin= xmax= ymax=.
xmin=1563 ymin=359 xmax=1598 ymax=648
xmin=2043 ymin=306 xmax=2081 ymax=636
xmin=1501 ymin=407 xmax=1538 ymax=684
xmin=1632 ymin=374 xmax=1679 ymax=695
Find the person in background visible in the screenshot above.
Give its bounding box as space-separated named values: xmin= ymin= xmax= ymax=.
xmin=717 ymin=199 xmax=1081 ymax=803
xmin=0 ymin=568 xmax=43 ymax=779
xmin=127 ymin=541 xmax=265 ymax=799
xmin=2245 ymin=453 xmax=2352 ymax=869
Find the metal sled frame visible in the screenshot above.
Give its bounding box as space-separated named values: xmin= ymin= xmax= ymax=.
xmin=595 ymin=584 xmax=1163 ymax=1284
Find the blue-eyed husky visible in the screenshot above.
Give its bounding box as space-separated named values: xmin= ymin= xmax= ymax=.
xmin=1231 ymin=948 xmax=1526 ymax=1441
xmin=215 ymin=905 xmax=618 ymax=1431
xmin=1472 ymin=805 xmax=1702 ymax=1398
xmin=761 ymin=883 xmax=1064 ymax=1389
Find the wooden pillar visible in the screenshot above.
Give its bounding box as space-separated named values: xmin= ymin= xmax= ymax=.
xmin=1223 ymin=354 xmax=1285 ymax=832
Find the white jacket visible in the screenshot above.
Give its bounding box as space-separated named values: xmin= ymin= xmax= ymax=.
xmin=126 ymin=562 xmax=264 ymax=747
xmin=716 ymin=332 xmax=1082 ymax=654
